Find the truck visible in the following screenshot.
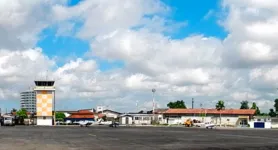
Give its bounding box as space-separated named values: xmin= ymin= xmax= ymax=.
xmin=184 ymin=119 xmax=193 ymax=127
xmin=1 ymin=115 xmax=15 ymax=126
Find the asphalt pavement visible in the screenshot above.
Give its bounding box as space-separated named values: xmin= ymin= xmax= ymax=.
xmin=0 ymin=125 xmax=278 ymax=150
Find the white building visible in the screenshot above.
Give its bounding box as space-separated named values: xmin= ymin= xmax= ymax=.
xmin=249 ymin=116 xmax=272 ymax=129
xmin=20 ymin=90 xmax=36 ymax=113
xmin=154 ymin=108 xmax=168 ymax=124
xmin=119 ymin=113 xmax=154 ymax=125
xmin=163 ymin=108 xmax=256 ymax=127
xmin=119 ymin=114 xmax=133 ymax=125
xmin=100 ymin=109 xmax=121 ymax=120
xmin=118 ymin=109 xmax=168 ymax=125
xmin=96 ymin=106 xmax=105 ymax=113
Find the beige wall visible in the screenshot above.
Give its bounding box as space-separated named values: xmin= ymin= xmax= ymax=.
xmin=36 ymin=90 xmax=53 ymax=117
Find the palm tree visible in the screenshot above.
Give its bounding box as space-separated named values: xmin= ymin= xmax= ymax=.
xmin=216 ymin=100 xmax=225 ymax=127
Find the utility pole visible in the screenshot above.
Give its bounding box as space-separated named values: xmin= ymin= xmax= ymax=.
xmin=46 ymin=70 xmax=48 ymax=80
xmin=152 ymin=89 xmax=156 ymax=123
xmin=192 ymin=98 xmax=194 ymax=109
xmin=136 ymin=100 xmax=139 ymax=112
xmin=200 ymin=103 xmax=204 ymax=122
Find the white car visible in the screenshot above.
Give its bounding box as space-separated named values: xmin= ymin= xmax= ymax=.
xmin=204 ymin=122 xmax=216 ymax=129
xmin=196 ymin=122 xmax=216 ymax=129
xmin=79 ymin=121 xmax=92 ymax=127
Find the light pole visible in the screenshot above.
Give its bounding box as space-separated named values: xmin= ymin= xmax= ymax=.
xmin=152 ymin=89 xmax=156 ymax=122
xmin=136 ymin=100 xmax=139 ymax=112
xmin=192 ymin=98 xmax=194 ymax=109
xmin=200 ymin=103 xmax=204 ymax=122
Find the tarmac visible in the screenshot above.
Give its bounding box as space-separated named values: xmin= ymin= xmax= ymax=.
xmin=0 ymin=125 xmax=278 ymax=150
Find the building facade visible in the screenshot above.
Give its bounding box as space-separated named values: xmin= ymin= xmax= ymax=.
xmin=101 ymin=109 xmax=121 ymax=121
xmin=163 ymin=108 xmax=256 ymax=127
xmin=20 ymin=90 xmax=36 ymax=113
xmin=119 ymin=113 xmax=154 ymax=125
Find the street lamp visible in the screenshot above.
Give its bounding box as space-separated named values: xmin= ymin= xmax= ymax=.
xmin=200 ymin=103 xmax=204 ymax=122
xmin=152 ymin=89 xmax=156 ymax=122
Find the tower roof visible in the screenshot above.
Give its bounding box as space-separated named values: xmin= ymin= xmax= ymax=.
xmin=34 ymin=81 xmax=55 ymax=87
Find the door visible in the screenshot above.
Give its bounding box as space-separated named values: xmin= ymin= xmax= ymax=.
xmin=126 ymin=117 xmax=129 ymax=124
xmin=254 ymin=122 xmax=264 ymax=128
xmin=240 ymin=119 xmax=248 ymax=127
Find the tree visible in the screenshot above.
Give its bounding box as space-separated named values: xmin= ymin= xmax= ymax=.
xmin=269 ymin=109 xmax=276 ymax=117
xmin=167 ymin=100 xmax=186 ymax=108
xmin=55 ymin=112 xmax=65 ymax=120
xmin=240 ymin=100 xmax=249 ymax=109
xmin=16 ymin=108 xmax=28 ymax=119
xmin=216 ymin=100 xmax=225 ymax=127
xmin=10 ymin=108 xmax=17 ymax=114
xmin=259 ymin=113 xmax=269 ymax=116
xmin=138 ymin=110 xmax=144 ymax=113
xmin=216 ymin=100 xmax=225 ymax=110
xmin=251 ymin=102 xmax=260 ymax=115
xmin=274 ymin=99 xmax=278 ymax=113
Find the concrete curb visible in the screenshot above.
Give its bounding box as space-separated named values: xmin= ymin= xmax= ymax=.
xmin=17 ymin=125 xmax=278 ymax=130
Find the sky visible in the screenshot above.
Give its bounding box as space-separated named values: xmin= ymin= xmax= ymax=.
xmin=0 ymin=0 xmax=278 ymax=113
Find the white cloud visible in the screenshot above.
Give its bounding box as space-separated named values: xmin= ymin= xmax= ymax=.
xmin=203 ymin=9 xmax=215 ymax=20
xmin=0 ymin=48 xmax=55 ymax=100
xmin=222 ymin=0 xmax=278 ymax=68
xmin=52 ymin=0 xmax=171 ymax=39
xmin=91 ymin=30 xmax=223 ymax=72
xmin=230 ymin=92 xmax=258 ymax=101
xmin=0 ymin=0 xmax=66 ymax=50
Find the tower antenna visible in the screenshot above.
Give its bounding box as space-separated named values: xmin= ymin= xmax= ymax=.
xmin=46 ymin=70 xmax=48 ymax=80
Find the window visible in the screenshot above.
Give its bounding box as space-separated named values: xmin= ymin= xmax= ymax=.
xmin=143 ymin=117 xmax=149 ymax=120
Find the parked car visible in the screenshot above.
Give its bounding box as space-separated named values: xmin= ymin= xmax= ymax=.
xmin=109 ymin=122 xmax=119 ymax=127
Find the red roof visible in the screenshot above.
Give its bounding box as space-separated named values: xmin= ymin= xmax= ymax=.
xmin=164 ymin=109 xmax=256 ymax=115
xmin=67 ymin=111 xmax=107 ymax=119
xmin=154 ymin=108 xmax=168 ymax=113
xmin=68 ymin=114 xmax=94 ymax=118
xmin=78 ymin=110 xmax=92 ymax=113
xmin=70 ymin=112 xmax=94 ymax=115
xmin=67 ymin=109 xmax=95 ymax=119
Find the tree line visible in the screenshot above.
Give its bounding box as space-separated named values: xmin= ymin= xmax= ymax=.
xmin=167 ymin=98 xmax=278 ymax=117
xmin=9 ymin=108 xmax=66 ymax=121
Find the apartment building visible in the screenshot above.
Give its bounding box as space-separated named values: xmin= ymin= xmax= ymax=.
xmin=20 ymin=90 xmax=36 ymax=113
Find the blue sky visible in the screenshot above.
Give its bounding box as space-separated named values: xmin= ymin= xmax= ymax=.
xmin=36 ymin=0 xmax=227 ymax=70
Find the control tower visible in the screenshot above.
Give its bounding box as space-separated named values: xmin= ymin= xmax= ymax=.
xmin=34 ymin=80 xmax=55 ymax=126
